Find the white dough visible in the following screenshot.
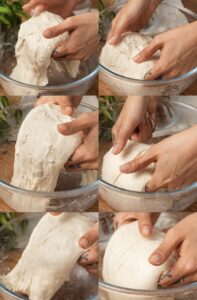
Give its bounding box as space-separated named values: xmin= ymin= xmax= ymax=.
xmin=103 ymin=221 xmax=175 ymax=290
xmin=11 ymin=12 xmax=80 ymax=86
xmin=100 ymin=33 xmax=158 ymax=80
xmin=3 ymin=213 xmax=95 ymax=300
xmin=102 ymin=141 xmax=154 ymax=192
xmin=8 ymin=104 xmax=81 ymax=212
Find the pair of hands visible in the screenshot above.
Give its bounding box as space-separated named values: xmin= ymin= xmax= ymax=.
xmin=114 ymin=213 xmax=197 ymax=287
xmin=108 ymin=0 xmax=197 ymax=80
xmin=37 ymin=96 xmax=99 ymax=171
xmin=113 ymin=97 xmax=197 ymax=191
xmin=23 ymin=0 xmax=99 ymax=60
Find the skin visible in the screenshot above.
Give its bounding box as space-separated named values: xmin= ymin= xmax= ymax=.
xmin=134 ymin=21 xmax=197 ymax=80
xmin=79 ymin=222 xmax=99 ymax=275
xmin=112 ymin=96 xmax=158 ymax=155
xmin=23 ymin=0 xmax=78 ymax=19
xmin=59 ymin=111 xmax=99 ymax=171
xmin=107 ymin=0 xmax=161 ymax=45
xmin=120 ymin=125 xmax=197 ymax=191
xmin=43 ymin=12 xmax=99 ymax=61
xmin=36 ymin=96 xmax=82 ymax=115
xmin=150 ymin=213 xmax=197 ymax=287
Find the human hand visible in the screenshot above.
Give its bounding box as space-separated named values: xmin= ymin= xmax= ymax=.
xmin=43 ymin=13 xmax=99 ymax=61
xmin=23 ymin=0 xmax=77 ymax=18
xmin=149 ymin=213 xmax=197 ymax=287
xmin=134 ymin=21 xmax=197 ymax=80
xmin=112 ymin=96 xmax=158 ymax=154
xmin=120 ymin=125 xmax=197 ymax=191
xmin=107 ymin=0 xmax=161 ymax=45
xmin=36 ymin=96 xmax=82 ymax=115
xmin=58 ymin=111 xmax=99 ymax=171
xmin=79 ymin=222 xmax=99 ymax=274
xmin=114 ymin=212 xmax=159 ymax=237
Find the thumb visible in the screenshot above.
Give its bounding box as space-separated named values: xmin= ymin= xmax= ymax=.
xmin=138 ymin=213 xmax=154 ymax=237
xmin=120 ymin=149 xmax=156 ymax=174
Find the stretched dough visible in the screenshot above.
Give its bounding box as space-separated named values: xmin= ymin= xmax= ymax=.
xmin=11 ymin=12 xmax=80 ymax=86
xmin=8 ymin=104 xmax=81 ymax=212
xmin=100 ymin=33 xmax=158 ymax=80
xmin=3 ymin=213 xmax=95 ymax=300
xmin=103 ymin=221 xmax=175 ymax=290
xmin=102 ymin=141 xmax=154 ymax=192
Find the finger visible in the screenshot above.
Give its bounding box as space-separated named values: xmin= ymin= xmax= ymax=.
xmin=178 ymin=272 xmax=197 ymax=286
xmin=149 ymin=228 xmax=182 ymax=266
xmin=66 ymin=161 xmax=99 ymax=172
xmin=79 ymin=223 xmax=98 ymax=249
xmin=58 ymin=112 xmax=97 ymax=135
xmin=43 ymin=17 xmax=76 ymax=39
xmin=50 ymin=212 xmax=61 ymax=216
xmin=134 ymin=39 xmax=162 ymax=63
xmin=119 ymin=150 xmax=155 ymax=173
xmin=159 ymin=258 xmax=196 ymax=287
xmin=144 ymin=62 xmax=164 ymax=80
xmin=138 ymin=213 xmax=154 ymax=237
xmin=35 ymin=97 xmax=57 ymax=106
xmin=113 ymin=213 xmax=137 ymax=229
xmin=79 ymin=246 xmax=98 ymax=265
xmin=58 ymin=96 xmax=74 ymax=115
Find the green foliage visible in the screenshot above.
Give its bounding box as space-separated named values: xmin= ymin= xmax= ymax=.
xmin=99 ymin=96 xmax=117 ymax=141
xmin=99 ymin=0 xmax=115 ymax=42
xmin=0 ymin=0 xmax=27 ymax=30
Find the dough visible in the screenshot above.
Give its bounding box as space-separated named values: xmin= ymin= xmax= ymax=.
xmin=100 ymin=33 xmax=158 ymax=80
xmin=11 ymin=12 xmax=80 ymax=86
xmin=8 ymin=104 xmax=81 ymax=212
xmin=3 ymin=213 xmax=95 ymax=300
xmin=103 ymin=221 xmax=175 ymax=290
xmin=102 ymin=141 xmax=154 ymax=192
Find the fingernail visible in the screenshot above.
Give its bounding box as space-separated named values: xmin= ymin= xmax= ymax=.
xmin=112 ymin=144 xmax=120 ymax=154
xmin=150 ymin=253 xmax=162 ymax=265
xmin=64 ymin=106 xmax=73 ymax=115
xmin=80 ymin=252 xmax=89 ymax=261
xmin=32 ymin=7 xmax=40 ymax=16
xmin=58 ymin=123 xmax=67 ymax=132
xmin=43 ymin=29 xmax=52 ymax=38
xmin=53 ymin=47 xmax=62 ymax=57
xmin=120 ymin=164 xmax=131 ymax=173
xmin=80 ymin=238 xmax=89 ymax=249
xmin=108 ymin=36 xmax=116 ymax=45
xmin=142 ymin=226 xmax=151 ymax=236
xmin=133 ymin=54 xmax=141 ymax=62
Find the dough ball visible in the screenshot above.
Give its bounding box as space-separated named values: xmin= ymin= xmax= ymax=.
xmin=103 ymin=221 xmax=175 ymax=290
xmin=102 ymin=141 xmax=154 ymax=192
xmin=100 ymin=33 xmax=158 ymax=80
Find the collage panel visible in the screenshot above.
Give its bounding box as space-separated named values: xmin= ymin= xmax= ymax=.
xmin=0 ymin=0 xmax=197 ymax=300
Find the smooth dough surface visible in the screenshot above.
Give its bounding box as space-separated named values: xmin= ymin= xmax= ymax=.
xmin=11 ymin=12 xmax=80 ymax=86
xmin=102 ymin=141 xmax=154 ymax=192
xmin=3 ymin=213 xmax=95 ymax=300
xmin=9 ymin=104 xmax=81 ymax=211
xmin=103 ymin=221 xmax=174 ymax=290
xmin=100 ymin=33 xmax=157 ymax=80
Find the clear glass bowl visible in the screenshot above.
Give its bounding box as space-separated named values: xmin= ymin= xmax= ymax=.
xmin=0 ymin=27 xmax=98 ymax=96
xmin=99 ymin=99 xmax=197 ymax=212
xmin=0 ymin=214 xmax=98 ymax=300
xmin=0 ymin=101 xmax=98 ymax=212
xmin=99 ymin=216 xmax=197 ymax=300
xmin=99 ymin=3 xmax=197 ymax=96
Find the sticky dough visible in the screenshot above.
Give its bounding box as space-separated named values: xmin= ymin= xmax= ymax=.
xmin=3 ymin=213 xmax=95 ymax=300
xmin=8 ymin=104 xmax=81 ymax=212
xmin=103 ymin=221 xmax=175 ymax=290
xmin=11 ymin=12 xmax=80 ymax=86
xmin=100 ymin=33 xmax=158 ymax=80
xmin=102 ymin=141 xmax=154 ymax=192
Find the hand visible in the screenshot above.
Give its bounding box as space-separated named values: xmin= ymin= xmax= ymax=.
xmin=23 ymin=0 xmax=78 ymax=18
xmin=120 ymin=125 xmax=197 ymax=191
xmin=107 ymin=0 xmax=161 ymax=45
xmin=36 ymin=96 xmax=82 ymax=115
xmin=58 ymin=111 xmax=99 ymax=171
xmin=134 ymin=21 xmax=197 ymax=80
xmin=112 ymin=96 xmax=158 ymax=154
xmin=79 ymin=222 xmax=99 ymax=275
xmin=43 ymin=13 xmax=99 ymax=61
xmin=114 ymin=213 xmax=159 ymax=237
xmin=149 ymin=213 xmax=197 ymax=287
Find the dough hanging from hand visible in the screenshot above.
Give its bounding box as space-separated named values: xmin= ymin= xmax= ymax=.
xmin=102 ymin=141 xmax=154 ymax=192
xmin=8 ymin=104 xmax=81 ymax=212
xmin=3 ymin=213 xmax=95 ymax=300
xmin=11 ymin=12 xmax=80 ymax=86
xmin=103 ymin=221 xmax=175 ymax=290
xmin=100 ymin=33 xmax=158 ymax=80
